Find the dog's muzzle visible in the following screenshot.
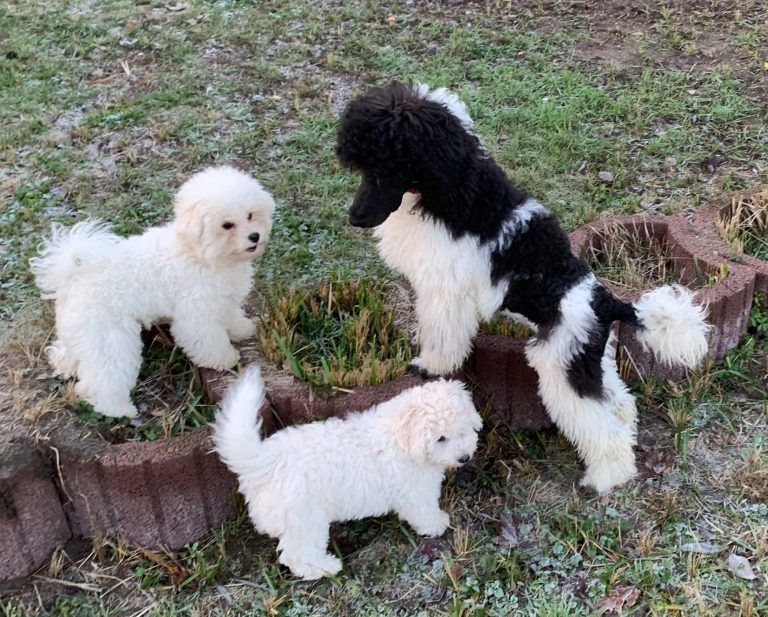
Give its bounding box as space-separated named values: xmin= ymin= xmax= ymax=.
xmin=458 ymin=454 xmax=470 ymax=464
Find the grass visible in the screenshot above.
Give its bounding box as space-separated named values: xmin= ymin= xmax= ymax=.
xmin=258 ymin=279 xmax=411 ymax=388
xmin=585 ymin=220 xmax=729 ymax=291
xmin=716 ymin=189 xmax=768 ymax=260
xmin=1 ymin=0 xmax=767 ymax=614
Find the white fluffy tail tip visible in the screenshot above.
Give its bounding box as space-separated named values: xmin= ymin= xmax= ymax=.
xmin=633 ymin=285 xmax=711 ymax=368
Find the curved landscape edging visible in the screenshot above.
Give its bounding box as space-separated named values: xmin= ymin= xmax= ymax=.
xmin=569 ymin=213 xmax=756 ymax=381
xmin=691 ymin=187 xmax=768 ymax=294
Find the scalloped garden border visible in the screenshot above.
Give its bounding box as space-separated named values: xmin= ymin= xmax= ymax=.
xmin=569 ymin=213 xmax=756 ymax=381
xmin=691 ymin=186 xmax=768 ymax=294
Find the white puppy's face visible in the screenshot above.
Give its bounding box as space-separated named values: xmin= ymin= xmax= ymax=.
xmin=394 ymin=380 xmax=482 ymax=469
xmin=173 ymin=166 xmax=275 ymax=264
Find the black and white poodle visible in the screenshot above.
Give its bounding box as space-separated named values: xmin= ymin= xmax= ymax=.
xmin=335 ymin=82 xmax=710 ymax=493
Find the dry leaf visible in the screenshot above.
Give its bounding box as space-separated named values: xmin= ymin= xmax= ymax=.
xmin=138 ymin=548 xmax=189 ymax=586
xmin=727 ymin=554 xmax=757 ymax=580
xmin=493 ymin=513 xmax=520 ymax=548
xmin=597 ymin=585 xmax=641 ymax=614
xmin=166 ymin=2 xmax=188 ymax=10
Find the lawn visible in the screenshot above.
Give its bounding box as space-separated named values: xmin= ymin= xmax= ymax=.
xmin=1 ymin=0 xmax=767 ymax=615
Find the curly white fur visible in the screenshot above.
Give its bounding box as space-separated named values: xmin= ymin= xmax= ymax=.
xmin=30 ymin=166 xmax=275 ymax=418
xmin=634 ymin=284 xmax=711 ymax=367
xmin=212 ymin=366 xmax=483 ymax=580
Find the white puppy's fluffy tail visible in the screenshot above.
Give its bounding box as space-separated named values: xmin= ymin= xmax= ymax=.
xmin=211 ymin=365 xmax=265 ymax=478
xmin=30 ymin=221 xmax=120 ymax=297
xmin=633 ymin=285 xmax=711 ymax=368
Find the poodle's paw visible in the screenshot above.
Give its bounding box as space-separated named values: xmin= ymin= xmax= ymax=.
xmin=580 ymin=459 xmax=637 ymax=495
xmin=409 ymin=353 xmax=460 ymax=377
xmin=408 ymin=361 xmax=437 ymax=379
xmin=413 ymin=511 xmax=450 ymax=537
xmin=195 ymin=346 xmax=240 ymax=371
xmin=288 ymin=554 xmax=343 ymax=581
xmin=228 ymin=315 xmax=257 ymax=342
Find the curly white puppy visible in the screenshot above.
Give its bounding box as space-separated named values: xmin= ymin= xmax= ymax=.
xmin=30 ymin=166 xmax=275 ymax=418
xmin=212 ymin=366 xmax=482 ymax=580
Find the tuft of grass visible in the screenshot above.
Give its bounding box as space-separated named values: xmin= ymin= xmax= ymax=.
xmin=479 ymin=316 xmax=533 ymax=338
xmin=716 ymin=189 xmax=768 ymax=260
xmin=258 ymin=279 xmax=412 ymax=388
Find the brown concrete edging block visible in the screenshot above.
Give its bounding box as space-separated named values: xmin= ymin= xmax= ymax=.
xmin=691 ymin=186 xmax=768 ymax=294
xmin=58 ymin=428 xmax=237 ymax=550
xmin=202 ymin=367 xmax=429 ymax=433
xmin=570 ymin=214 xmax=756 ymax=381
xmin=0 ymin=447 xmax=71 ymax=583
xmin=464 ymin=334 xmax=552 ymax=431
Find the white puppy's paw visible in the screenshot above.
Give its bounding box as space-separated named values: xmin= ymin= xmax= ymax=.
xmin=580 ymin=460 xmax=637 ymax=495
xmin=228 ymin=316 xmax=257 ymax=342
xmin=289 ymin=555 xmax=342 ymax=580
xmin=414 ymin=510 xmax=450 ymax=537
xmin=196 ymin=346 xmax=240 ymax=371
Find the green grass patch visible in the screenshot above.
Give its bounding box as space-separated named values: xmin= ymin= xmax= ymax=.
xmin=258 ymin=279 xmax=411 ymax=388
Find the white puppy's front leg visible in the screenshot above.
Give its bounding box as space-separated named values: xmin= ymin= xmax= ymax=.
xmin=411 ymin=286 xmax=478 ymax=376
xmin=395 ymin=477 xmax=450 ymax=537
xmin=227 ymin=307 xmax=257 ymax=342
xmin=172 ymin=315 xmax=239 ymax=370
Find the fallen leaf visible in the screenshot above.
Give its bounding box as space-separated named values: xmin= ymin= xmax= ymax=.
xmin=680 ymin=542 xmax=719 ymax=554
xmin=493 ymin=512 xmax=520 ymax=548
xmin=597 ymin=585 xmax=641 ymax=614
xmin=386 ymin=15 xmax=397 ymax=23
xmin=138 ymin=548 xmax=189 ymax=586
xmin=728 ymin=554 xmax=757 ymax=580
xmin=763 ymin=61 xmax=768 ymax=70
xmin=165 ymin=2 xmax=188 ymax=10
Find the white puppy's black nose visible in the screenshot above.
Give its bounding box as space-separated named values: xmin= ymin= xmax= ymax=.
xmin=248 ymin=232 xmax=260 ymax=243
xmin=458 ymin=455 xmax=470 ymax=464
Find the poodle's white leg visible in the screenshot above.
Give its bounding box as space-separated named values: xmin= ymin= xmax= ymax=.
xmin=74 ymin=326 xmax=141 ymax=418
xmin=411 ymin=286 xmax=478 ymax=376
xmin=526 ymin=337 xmax=637 ymax=495
xmin=395 ymin=475 xmax=450 ymax=537
xmin=226 ymin=306 xmax=256 ymax=342
xmin=276 ymin=514 xmax=341 ymax=580
xmin=171 ymin=312 xmax=239 ymax=370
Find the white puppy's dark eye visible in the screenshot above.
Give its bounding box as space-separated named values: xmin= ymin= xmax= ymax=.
xmin=437 ymin=436 xmax=446 ymax=443
xmin=222 ymin=222 xmax=235 ymax=230
xmin=247 ymin=213 xmax=253 ymax=221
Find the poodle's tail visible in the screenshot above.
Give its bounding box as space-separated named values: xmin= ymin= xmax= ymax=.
xmin=611 ymin=284 xmax=711 ymax=368
xmin=211 ymin=365 xmax=266 ymax=479
xmin=30 ymin=221 xmax=120 ymax=297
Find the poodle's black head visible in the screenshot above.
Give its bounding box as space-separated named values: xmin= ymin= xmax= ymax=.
xmin=335 ymin=82 xmax=482 ymax=228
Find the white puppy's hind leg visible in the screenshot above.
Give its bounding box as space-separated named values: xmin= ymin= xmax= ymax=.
xmin=276 ymin=514 xmax=341 ymax=580
xmin=74 ymin=326 xmax=142 ymax=418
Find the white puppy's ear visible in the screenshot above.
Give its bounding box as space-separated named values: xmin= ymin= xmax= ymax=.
xmin=174 ymin=200 xmax=206 ymax=259
xmin=393 ymin=402 xmax=429 ymax=459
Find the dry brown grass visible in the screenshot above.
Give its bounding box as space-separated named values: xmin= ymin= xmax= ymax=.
xmin=716 ymin=189 xmax=768 ymax=260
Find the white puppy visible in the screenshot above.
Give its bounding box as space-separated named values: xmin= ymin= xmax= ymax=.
xmin=30 ymin=166 xmax=275 ymax=418
xmin=212 ymin=366 xmax=482 ymax=580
